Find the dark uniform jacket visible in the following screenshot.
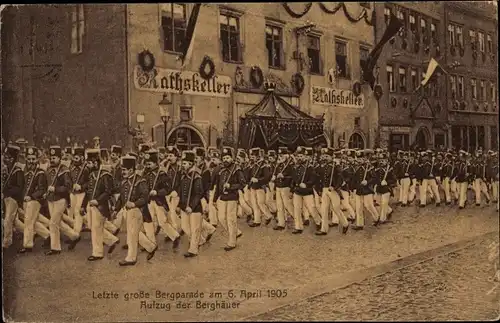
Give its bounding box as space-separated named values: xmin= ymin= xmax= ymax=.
xmin=248 ymin=160 xmax=271 ymax=190
xmin=3 ymin=164 xmax=25 ymax=206
xmin=165 ymin=163 xmax=181 ymax=195
xmin=46 ymin=164 xmax=72 ymax=204
xmin=82 ymin=169 xmax=114 ymax=219
xmin=111 ymin=162 xmax=122 ymax=195
xmin=213 ymin=163 xmax=246 ymax=202
xmin=177 ymin=168 xmax=204 ymax=213
xmin=374 ymin=165 xmax=397 ymax=195
xmin=291 ymin=162 xmax=317 ymax=196
xmin=354 ymin=164 xmax=375 ymax=196
xmin=70 ymin=163 xmax=90 ymax=194
xmin=341 ymin=164 xmax=355 ymax=192
xmin=274 ymin=160 xmax=293 ymax=189
xmin=143 ymin=167 xmax=170 ymax=210
xmin=115 ymin=175 xmax=152 ymax=222
xmin=455 ymin=161 xmax=469 ymax=183
xmin=317 ymin=164 xmax=343 ymax=193
xmin=24 ymin=167 xmax=48 ymax=204
xmin=200 ymin=164 xmax=212 ymax=201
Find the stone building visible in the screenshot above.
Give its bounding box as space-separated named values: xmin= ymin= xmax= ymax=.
xmin=2 ymin=3 xmax=379 ymax=150
xmin=374 ymin=2 xmax=448 ymax=151
xmin=444 ymin=1 xmax=498 ymax=151
xmin=374 ymin=1 xmax=498 ymax=152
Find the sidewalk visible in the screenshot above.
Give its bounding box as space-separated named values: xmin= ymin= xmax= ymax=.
xmin=4 ymin=204 xmax=499 ymax=322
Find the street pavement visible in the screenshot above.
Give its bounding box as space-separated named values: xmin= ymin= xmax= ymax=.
xmin=249 ymin=233 xmax=500 ymax=321
xmin=2 ymin=202 xmax=499 ymax=322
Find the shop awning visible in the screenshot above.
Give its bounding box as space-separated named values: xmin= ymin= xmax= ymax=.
xmin=238 ymin=89 xmax=325 ymax=150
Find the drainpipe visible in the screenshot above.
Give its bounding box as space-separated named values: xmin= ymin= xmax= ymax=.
xmin=443 ymin=3 xmax=451 ymax=149
xmin=124 ymin=4 xmax=131 ymax=149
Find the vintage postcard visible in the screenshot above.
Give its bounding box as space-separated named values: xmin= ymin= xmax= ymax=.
xmin=1 ymin=2 xmax=499 ymax=322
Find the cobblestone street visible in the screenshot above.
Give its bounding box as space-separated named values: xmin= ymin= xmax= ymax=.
xmin=2 ymin=203 xmax=499 ymax=322
xmin=250 ymin=234 xmax=500 ymax=321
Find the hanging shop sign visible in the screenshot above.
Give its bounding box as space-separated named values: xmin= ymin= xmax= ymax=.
xmin=133 ymin=66 xmax=232 ymax=98
xmin=310 ymin=85 xmax=364 ymax=108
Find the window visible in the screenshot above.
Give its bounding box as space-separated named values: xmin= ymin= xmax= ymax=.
xmin=478 ymin=126 xmax=485 ymax=149
xmin=449 ymin=75 xmax=457 ymax=98
xmin=491 ymin=126 xmax=498 ymax=150
xmin=434 ymin=134 xmax=445 ymax=149
xmin=409 ymin=13 xmax=416 ymax=33
xmin=307 ymin=35 xmax=321 ymax=74
xmin=348 ymin=133 xmax=365 ymax=149
xmin=359 ymin=46 xmax=370 ymax=73
xmin=360 ymin=2 xmax=370 ymax=9
xmin=471 ymin=79 xmax=477 ymax=99
xmin=411 ymin=68 xmax=418 ymax=91
xmin=354 ymin=117 xmax=360 ymax=127
xmin=397 ymin=10 xmax=406 ymax=35
xmin=266 ymin=24 xmax=284 ymax=68
xmin=389 ymin=134 xmax=410 ymax=151
xmin=384 ymin=7 xmax=391 ymax=25
xmin=491 ymin=82 xmax=496 ymax=103
xmin=70 ymin=5 xmax=84 ymax=54
xmin=179 ymin=106 xmax=193 ymax=121
xmin=420 ymin=18 xmax=427 ymax=37
xmin=478 ymin=32 xmax=485 ymax=52
xmin=431 ymin=22 xmax=437 ymax=43
xmin=160 ymin=4 xmax=187 ymax=53
xmin=469 ymin=30 xmax=477 ymax=49
xmin=398 ymin=67 xmax=407 ymax=92
xmin=456 ymin=26 xmax=463 ymax=47
xmin=387 ymin=65 xmax=395 ymax=92
xmin=487 ymin=34 xmax=493 ymax=52
xmin=479 ymin=80 xmax=486 ymax=101
xmin=220 ymin=13 xmax=242 ymax=63
xmin=448 ymin=24 xmax=455 ymax=46
xmin=458 ymin=76 xmax=464 ymax=98
xmin=335 ymin=40 xmax=349 ymax=78
xmin=432 ymin=78 xmax=439 ymax=97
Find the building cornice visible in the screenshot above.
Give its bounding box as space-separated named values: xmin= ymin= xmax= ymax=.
xmin=445 ymin=2 xmax=498 ymax=22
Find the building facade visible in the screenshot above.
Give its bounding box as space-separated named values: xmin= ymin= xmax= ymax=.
xmin=1 ymin=4 xmax=129 ymax=147
xmin=374 ymin=1 xmax=498 ymax=152
xmin=444 ymin=1 xmax=498 ymax=152
xmin=374 ymin=2 xmax=449 ymax=151
xmin=2 ymin=3 xmax=378 ymax=150
xmin=128 ymin=2 xmax=378 ymax=150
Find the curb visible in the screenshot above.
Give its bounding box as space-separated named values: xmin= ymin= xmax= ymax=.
xmin=239 ymin=231 xmax=499 ymax=321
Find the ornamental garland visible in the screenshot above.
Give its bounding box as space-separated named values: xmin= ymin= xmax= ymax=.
xmin=318 ymin=2 xmax=374 ymax=25
xmin=374 ymin=84 xmax=383 ymax=100
xmin=138 ymin=50 xmax=155 ymax=72
xmin=199 ymin=56 xmax=215 ymax=80
xmin=282 ymin=3 xmax=313 ymax=19
xmin=250 ymin=66 xmax=264 ymax=88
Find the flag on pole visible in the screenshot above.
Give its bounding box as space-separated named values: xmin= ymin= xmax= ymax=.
xmin=415 ymin=57 xmax=447 ymax=92
xmin=362 ymin=11 xmax=403 ymax=89
xmin=181 ymin=4 xmax=202 ymax=68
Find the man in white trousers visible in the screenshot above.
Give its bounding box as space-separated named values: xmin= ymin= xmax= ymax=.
xmin=83 ymin=149 xmax=120 ymax=261
xmin=115 ymin=156 xmax=158 ymax=266
xmin=18 ymin=147 xmax=52 ymax=253
xmin=270 ymin=147 xmax=294 ymax=230
xmin=44 ymin=146 xmax=81 ymax=255
xmin=143 ymin=148 xmax=181 ymax=249
xmin=2 ymin=144 xmax=24 ymax=249
xmin=211 ymin=147 xmax=246 ymax=251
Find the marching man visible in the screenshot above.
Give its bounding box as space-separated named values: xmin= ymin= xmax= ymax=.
xmin=212 ymin=147 xmax=246 ymax=251
xmin=2 ymin=144 xmax=24 ymax=249
xmin=270 ymin=147 xmax=294 ymax=231
xmin=18 ymin=146 xmax=51 ymax=253
xmin=45 ymin=145 xmax=81 ymax=255
xmin=177 ymin=150 xmax=205 ymax=257
xmin=68 ymin=146 xmax=89 ymax=233
xmin=83 ymin=149 xmax=120 ymax=261
xmin=114 ymin=155 xmax=157 ymax=266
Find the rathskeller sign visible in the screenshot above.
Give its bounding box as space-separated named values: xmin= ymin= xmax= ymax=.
xmin=134 ymin=66 xmax=232 ymax=98
xmin=311 ymin=86 xmax=364 ymax=108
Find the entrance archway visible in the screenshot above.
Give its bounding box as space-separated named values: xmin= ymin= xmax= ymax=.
xmin=166 ymin=125 xmax=206 ymax=150
xmin=348 ymin=132 xmax=365 ymax=149
xmin=415 ymin=127 xmax=430 ymax=150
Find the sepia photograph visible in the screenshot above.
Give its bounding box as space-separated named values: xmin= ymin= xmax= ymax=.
xmin=1 ymin=2 xmax=499 ymax=322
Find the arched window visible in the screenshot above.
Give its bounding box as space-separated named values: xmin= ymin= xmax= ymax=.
xmin=167 ymin=126 xmax=203 ymax=151
xmin=348 ymin=132 xmax=365 ymax=149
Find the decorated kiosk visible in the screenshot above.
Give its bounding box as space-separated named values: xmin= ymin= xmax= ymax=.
xmin=238 ymin=83 xmax=326 ymax=150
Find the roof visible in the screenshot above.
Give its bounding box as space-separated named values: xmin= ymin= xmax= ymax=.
xmin=244 ymin=90 xmax=319 ymax=121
